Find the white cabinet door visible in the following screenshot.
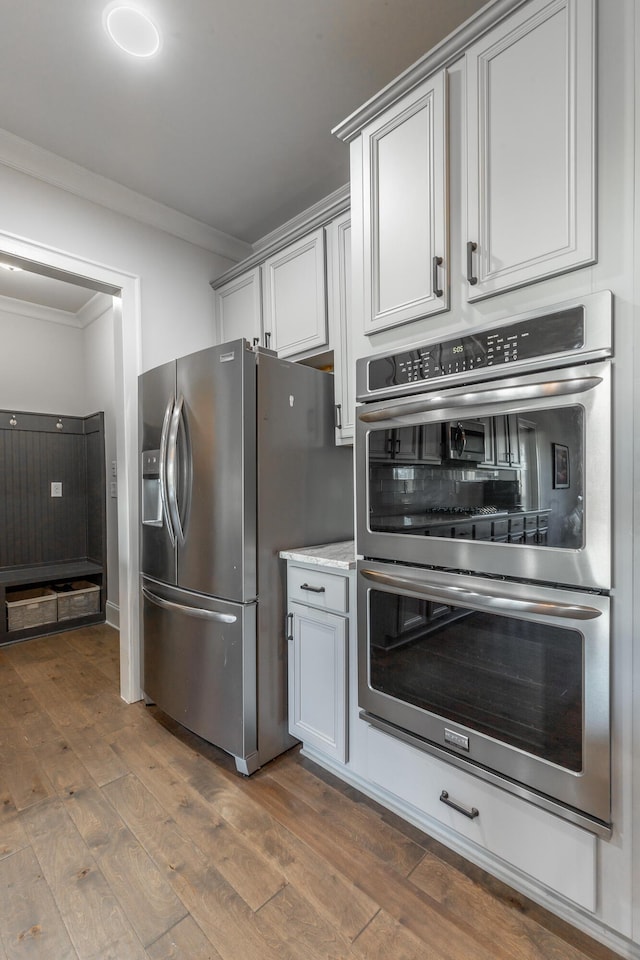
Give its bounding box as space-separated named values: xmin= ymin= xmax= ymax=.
xmin=327 ymin=213 xmax=354 ymax=444
xmin=288 ymin=602 xmax=347 ymax=763
xmin=214 ymin=267 xmax=262 ymax=345
xmin=361 ymin=70 xmax=447 ymax=334
xmin=262 ymin=227 xmax=328 ymax=358
xmin=465 ymin=0 xmax=595 ymax=300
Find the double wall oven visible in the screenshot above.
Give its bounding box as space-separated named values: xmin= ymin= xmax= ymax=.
xmin=356 ymin=292 xmax=613 ymax=836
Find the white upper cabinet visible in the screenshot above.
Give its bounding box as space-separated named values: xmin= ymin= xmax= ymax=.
xmin=464 ymin=0 xmax=595 ymax=300
xmin=262 ymin=227 xmax=328 ymax=358
xmin=214 ymin=267 xmax=262 ymax=345
xmin=211 ymin=186 xmax=348 ymax=362
xmin=361 ymin=71 xmax=448 ymax=334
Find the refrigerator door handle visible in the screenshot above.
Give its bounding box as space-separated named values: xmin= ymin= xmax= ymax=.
xmin=142 ymin=587 xmax=238 ymax=624
xmin=166 ymin=393 xmax=187 ymax=546
xmin=159 ymin=394 xmax=176 ymax=547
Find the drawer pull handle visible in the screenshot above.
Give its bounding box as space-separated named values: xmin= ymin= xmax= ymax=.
xmin=440 ymin=790 xmax=479 ymax=820
xmin=300 ymin=583 xmax=326 ymax=594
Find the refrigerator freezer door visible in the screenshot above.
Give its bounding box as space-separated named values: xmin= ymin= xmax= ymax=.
xmin=140 ymin=359 xmax=177 ymax=583
xmin=176 ymin=341 xmax=257 ymax=601
xmin=142 ymin=576 xmax=258 ymax=772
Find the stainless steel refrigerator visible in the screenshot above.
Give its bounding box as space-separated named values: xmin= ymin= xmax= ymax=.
xmin=139 ymin=339 xmax=353 ymax=773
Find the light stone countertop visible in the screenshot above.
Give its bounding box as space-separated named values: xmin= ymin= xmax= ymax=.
xmin=279 ymin=540 xmax=356 ymax=570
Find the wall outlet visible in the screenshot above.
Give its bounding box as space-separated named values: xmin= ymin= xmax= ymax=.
xmin=50 ymin=481 xmax=63 ymax=497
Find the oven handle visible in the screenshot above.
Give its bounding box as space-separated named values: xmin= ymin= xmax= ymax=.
xmin=357 ymin=376 xmax=602 ymax=423
xmin=360 ymin=568 xmax=603 ymax=621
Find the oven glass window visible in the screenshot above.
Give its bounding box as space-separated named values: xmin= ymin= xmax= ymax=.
xmin=367 ymin=406 xmax=584 ymax=549
xmin=369 ymin=589 xmax=583 ymax=771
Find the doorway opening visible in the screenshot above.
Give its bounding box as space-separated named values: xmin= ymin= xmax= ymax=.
xmin=0 ymin=234 xmax=141 ymax=703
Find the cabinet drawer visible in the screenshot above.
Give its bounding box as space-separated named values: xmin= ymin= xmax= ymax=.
xmin=288 ymin=566 xmax=348 ymax=613
xmin=366 ymin=726 xmax=596 ymax=911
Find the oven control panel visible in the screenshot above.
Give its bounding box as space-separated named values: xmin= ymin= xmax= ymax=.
xmin=367 ymin=307 xmax=585 ymax=392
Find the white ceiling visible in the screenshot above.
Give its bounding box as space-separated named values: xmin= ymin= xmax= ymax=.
xmin=0 ymin=0 xmax=488 ymax=310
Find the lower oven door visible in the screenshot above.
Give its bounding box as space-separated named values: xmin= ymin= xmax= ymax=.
xmin=358 ymin=560 xmax=610 ymax=832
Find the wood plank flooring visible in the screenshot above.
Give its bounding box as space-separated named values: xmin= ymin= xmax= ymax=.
xmin=0 ymin=625 xmax=624 ymax=960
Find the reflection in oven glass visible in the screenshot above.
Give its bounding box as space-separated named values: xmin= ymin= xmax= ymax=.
xmin=367 ymin=406 xmax=584 ymax=549
xmin=369 ymin=590 xmax=583 ymax=772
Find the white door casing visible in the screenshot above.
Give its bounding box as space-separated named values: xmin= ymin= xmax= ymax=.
xmin=0 ymin=228 xmax=142 ymax=703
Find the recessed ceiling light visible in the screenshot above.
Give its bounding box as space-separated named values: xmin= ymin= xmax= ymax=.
xmin=103 ymin=4 xmax=161 ymax=58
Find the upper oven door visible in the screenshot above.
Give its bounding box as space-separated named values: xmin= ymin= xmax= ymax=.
xmin=356 ymin=359 xmax=611 ymax=590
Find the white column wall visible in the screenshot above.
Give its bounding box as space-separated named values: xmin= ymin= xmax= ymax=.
xmin=83 ymin=299 xmax=119 ymax=619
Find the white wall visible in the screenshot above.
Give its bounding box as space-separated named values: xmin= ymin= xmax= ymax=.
xmin=0 ymin=162 xmax=236 ymax=371
xmin=0 ymin=305 xmax=84 ymax=412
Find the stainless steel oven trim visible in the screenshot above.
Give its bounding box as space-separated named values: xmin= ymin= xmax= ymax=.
xmin=360 ymin=566 xmax=605 ymax=620
xmin=358 ymin=374 xmax=602 ymax=424
xmin=356 ymin=290 xmax=612 ymax=404
xmin=361 ymin=711 xmax=612 ymax=839
xmin=357 ymin=358 xmax=611 ymax=591
xmin=357 ymin=560 xmax=611 ymax=832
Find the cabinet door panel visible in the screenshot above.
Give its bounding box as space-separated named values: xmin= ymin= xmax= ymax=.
xmin=465 ymin=0 xmax=595 ymax=300
xmin=362 ymin=71 xmax=447 ymax=333
xmin=288 ymin=604 xmax=347 ymax=762
xmin=262 ymin=228 xmax=328 ymax=358
xmin=215 ymin=268 xmax=262 ymax=345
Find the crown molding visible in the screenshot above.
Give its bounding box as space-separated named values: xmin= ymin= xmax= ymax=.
xmin=251 ymin=183 xmax=350 ymax=253
xmin=211 ymin=183 xmax=350 ymax=290
xmin=0 ymin=293 xmax=80 ymax=327
xmin=0 ymin=128 xmax=252 ymax=263
xmin=0 ymin=290 xmax=112 ymax=328
xmin=77 ymin=292 xmax=114 ymax=327
xmin=332 ymin=0 xmax=528 ymax=142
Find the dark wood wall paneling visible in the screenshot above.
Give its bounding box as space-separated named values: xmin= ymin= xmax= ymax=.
xmin=0 ymin=410 xmax=105 ymax=568
xmin=85 ymin=414 xmax=107 ymax=566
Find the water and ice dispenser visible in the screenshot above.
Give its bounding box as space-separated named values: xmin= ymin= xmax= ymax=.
xmin=142 ymin=450 xmax=162 ymax=525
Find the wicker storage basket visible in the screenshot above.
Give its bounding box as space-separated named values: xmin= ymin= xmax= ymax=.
xmin=6 ymin=587 xmax=58 ymax=631
xmin=55 ymin=580 xmax=100 ymax=620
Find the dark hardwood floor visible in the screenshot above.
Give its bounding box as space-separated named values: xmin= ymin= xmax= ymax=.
xmin=0 ymin=625 xmax=623 ymax=959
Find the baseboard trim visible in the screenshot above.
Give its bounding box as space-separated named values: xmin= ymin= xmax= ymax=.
xmin=105 ymin=601 xmax=120 ymax=630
